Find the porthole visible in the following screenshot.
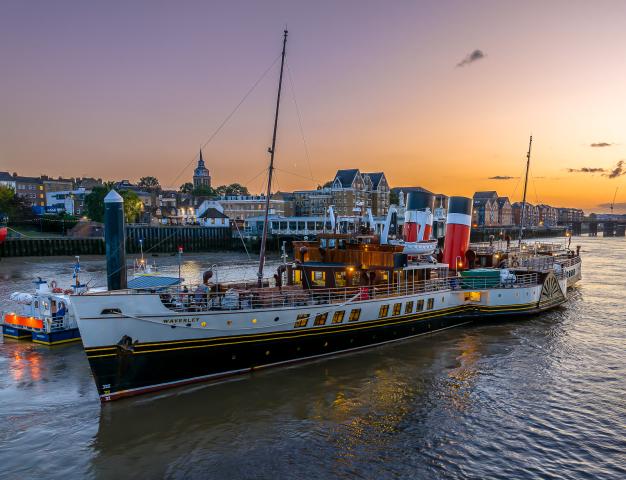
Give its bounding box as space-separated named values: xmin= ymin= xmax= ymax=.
xmin=201 ymin=321 xmax=207 ymax=327
xmin=227 ymin=320 xmax=232 ymax=326
xmin=265 ymin=350 xmax=270 ymax=356
xmin=232 ymin=354 xmax=237 ymax=360
xmin=274 ymin=317 xmax=279 ymax=322
xmin=324 ymin=341 xmax=328 ymax=347
xmin=252 ymin=318 xmax=258 ymax=324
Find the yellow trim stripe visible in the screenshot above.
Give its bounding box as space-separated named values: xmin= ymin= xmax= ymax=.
xmin=85 ymin=303 xmax=471 ymax=353
xmin=32 ymin=337 xmax=81 ymax=346
xmin=85 ymin=299 xmax=564 ymax=359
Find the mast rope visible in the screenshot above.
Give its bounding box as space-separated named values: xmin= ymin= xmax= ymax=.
xmin=286 ymin=60 xmax=315 ymax=182
xmin=168 ymin=53 xmax=282 ymax=188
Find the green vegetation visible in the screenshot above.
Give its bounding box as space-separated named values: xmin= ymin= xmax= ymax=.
xmin=137 ymin=176 xmax=161 ymax=192
xmin=0 ymin=185 xmax=32 ymax=221
xmin=84 ymin=184 xmax=144 ymax=223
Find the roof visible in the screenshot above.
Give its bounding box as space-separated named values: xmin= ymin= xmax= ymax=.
xmin=334 ymin=169 xmax=360 ymax=188
xmin=497 ymin=197 xmax=511 ymax=207
xmin=127 ymin=275 xmax=182 ymax=290
xmin=363 ymin=172 xmax=384 ymax=189
xmin=199 ymin=208 xmax=228 ymax=219
xmin=473 ymin=191 xmax=498 ymax=200
xmin=391 ymin=186 xmax=433 ymax=194
xmin=0 ymin=172 xmax=15 ymax=182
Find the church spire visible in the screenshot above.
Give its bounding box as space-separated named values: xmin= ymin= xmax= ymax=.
xmin=198 ymin=148 xmax=205 ymax=167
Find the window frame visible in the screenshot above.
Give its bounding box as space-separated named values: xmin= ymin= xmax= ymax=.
xmin=332 ymin=310 xmax=345 ymax=324
xmin=348 ymin=309 xmax=361 ymax=322
xmin=427 ymin=298 xmax=435 ymax=310
xmin=313 ymin=312 xmax=328 ymax=326
xmin=405 ymin=301 xmax=414 ymax=314
xmin=392 ymin=303 xmax=402 ymax=316
xmin=416 ymin=299 xmax=424 ymax=311
xmin=378 ymin=304 xmax=389 ymax=318
xmin=294 ymin=313 xmax=310 ymax=328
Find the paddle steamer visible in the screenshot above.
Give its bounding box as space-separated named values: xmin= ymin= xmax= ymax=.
xmin=69 ymin=30 xmax=581 ymax=402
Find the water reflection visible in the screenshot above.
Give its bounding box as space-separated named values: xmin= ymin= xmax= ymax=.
xmin=1 ymin=238 xmax=625 ymax=480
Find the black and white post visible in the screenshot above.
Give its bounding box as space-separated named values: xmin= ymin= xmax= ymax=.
xmin=104 ymin=190 xmax=127 ymax=290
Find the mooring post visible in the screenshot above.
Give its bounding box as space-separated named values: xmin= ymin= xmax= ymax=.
xmin=104 ymin=190 xmax=127 ymax=290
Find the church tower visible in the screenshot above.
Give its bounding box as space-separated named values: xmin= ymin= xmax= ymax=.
xmin=193 ymin=149 xmax=211 ymax=189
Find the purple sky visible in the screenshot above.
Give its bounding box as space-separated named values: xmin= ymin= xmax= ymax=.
xmin=2 ymin=1 xmax=626 ymax=210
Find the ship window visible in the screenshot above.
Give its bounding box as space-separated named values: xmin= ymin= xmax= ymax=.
xmin=392 ymin=303 xmax=402 ymax=316
xmin=379 ymin=305 xmax=389 ymax=318
xmin=294 ymin=270 xmax=302 ymax=284
xmin=294 ymin=313 xmax=309 ymax=328
xmin=405 ymin=301 xmax=414 ymax=314
xmin=348 ymin=309 xmax=361 ymax=322
xmin=34 ymin=301 xmax=39 ymax=308
xmin=311 ymin=271 xmax=326 ymax=286
xmin=416 ymin=300 xmax=424 ymax=311
xmin=314 ymin=312 xmax=328 ymax=326
xmin=335 ymin=272 xmax=347 ymax=287
xmin=427 ymin=298 xmax=434 ymax=310
xmin=332 ymin=311 xmax=345 ymax=324
xmin=101 ymin=308 xmax=122 ymax=315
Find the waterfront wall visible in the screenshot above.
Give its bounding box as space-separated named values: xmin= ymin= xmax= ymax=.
xmin=0 ymin=226 xmax=231 ymax=257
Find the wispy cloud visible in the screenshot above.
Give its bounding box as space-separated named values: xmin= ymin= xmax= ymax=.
xmin=605 ymin=160 xmax=625 ymax=178
xmin=590 ymin=142 xmax=613 ymax=147
xmin=456 ymin=49 xmax=486 ymax=67
xmin=597 ymin=202 xmax=626 ymax=210
xmin=488 ymin=175 xmax=516 ymax=180
xmin=567 ymin=167 xmax=605 ymax=173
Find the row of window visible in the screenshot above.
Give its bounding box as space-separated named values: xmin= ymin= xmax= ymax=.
xmin=294 ymin=298 xmax=438 ymax=328
xmin=294 ymin=308 xmax=362 ymax=328
xmin=378 ymin=298 xmax=435 ymax=318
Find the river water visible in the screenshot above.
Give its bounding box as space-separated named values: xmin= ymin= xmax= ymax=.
xmin=0 ymin=238 xmax=624 ymax=479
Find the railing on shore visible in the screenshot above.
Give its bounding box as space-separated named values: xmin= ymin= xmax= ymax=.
xmin=91 ymin=272 xmax=544 ymax=312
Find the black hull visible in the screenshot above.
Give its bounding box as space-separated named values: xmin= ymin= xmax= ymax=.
xmin=85 ymin=300 xmax=562 ymax=402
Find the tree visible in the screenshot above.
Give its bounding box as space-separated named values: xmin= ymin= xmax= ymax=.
xmin=137 ymin=176 xmax=161 ymax=192
xmin=389 ymin=190 xmax=399 ymax=205
xmin=179 ymin=182 xmax=194 ymax=194
xmin=0 ymin=185 xmax=33 ymax=221
xmin=224 ymin=183 xmax=249 ymax=196
xmin=192 ymin=185 xmax=217 ymax=197
xmin=121 ymin=190 xmax=143 ymax=223
xmin=84 ymin=182 xmax=142 ymax=223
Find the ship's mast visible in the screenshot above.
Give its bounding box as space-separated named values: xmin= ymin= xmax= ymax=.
xmin=257 ymin=30 xmax=288 ymax=287
xmin=518 ymin=135 xmax=533 ymax=247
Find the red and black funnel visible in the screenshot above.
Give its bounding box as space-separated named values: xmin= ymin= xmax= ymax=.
xmin=442 ymin=196 xmax=472 ymax=270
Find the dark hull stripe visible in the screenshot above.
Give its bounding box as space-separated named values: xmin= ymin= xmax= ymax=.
xmin=85 ymin=302 xmax=539 ymax=357
xmin=86 ymin=299 xmax=565 ymax=402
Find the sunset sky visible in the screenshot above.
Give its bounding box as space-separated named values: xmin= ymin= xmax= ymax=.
xmin=2 ymin=1 xmax=625 ymax=212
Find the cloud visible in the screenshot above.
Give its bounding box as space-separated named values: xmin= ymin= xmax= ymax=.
xmin=567 ymin=167 xmax=606 ymax=173
xmin=597 ymin=202 xmax=626 ymax=210
xmin=488 ymin=175 xmax=516 ymax=180
xmin=590 ymin=142 xmax=613 ymax=147
xmin=605 ymin=160 xmax=625 ymax=179
xmin=456 ymin=49 xmax=486 ymax=67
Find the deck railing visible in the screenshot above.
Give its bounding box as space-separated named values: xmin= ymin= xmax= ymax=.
xmin=97 ymin=271 xmax=544 ymax=312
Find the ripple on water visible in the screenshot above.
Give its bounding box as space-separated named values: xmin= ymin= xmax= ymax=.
xmin=1 ymin=240 xmax=626 ymax=479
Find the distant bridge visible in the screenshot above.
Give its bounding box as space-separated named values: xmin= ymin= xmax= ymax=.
xmin=564 ymin=220 xmax=626 ymax=237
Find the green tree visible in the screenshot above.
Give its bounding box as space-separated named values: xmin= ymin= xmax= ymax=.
xmin=179 ymin=182 xmax=194 ymax=194
xmin=138 ymin=176 xmax=161 ymax=192
xmin=224 ymin=183 xmax=249 ymax=196
xmin=121 ymin=190 xmax=143 ymax=223
xmin=192 ymin=185 xmax=217 ymax=197
xmin=84 ymin=182 xmax=142 ymax=223
xmin=0 ymin=185 xmax=33 ymax=221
